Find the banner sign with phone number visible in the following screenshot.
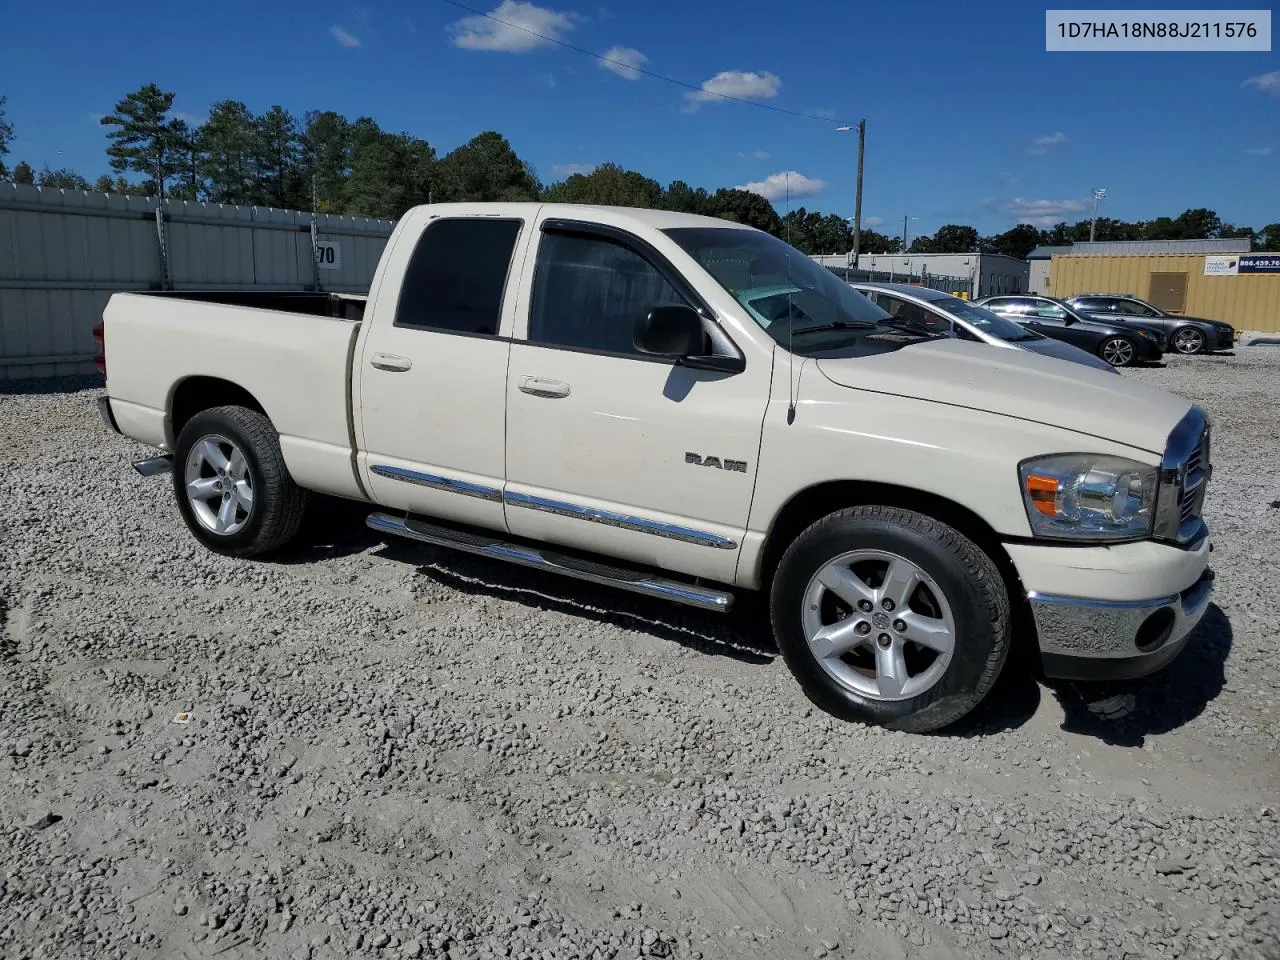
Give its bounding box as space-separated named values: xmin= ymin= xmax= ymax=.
xmin=1239 ymin=254 xmax=1280 ymax=273
xmin=1205 ymin=254 xmax=1280 ymax=276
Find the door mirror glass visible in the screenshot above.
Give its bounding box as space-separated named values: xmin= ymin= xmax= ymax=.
xmin=634 ymin=304 xmax=706 ymax=357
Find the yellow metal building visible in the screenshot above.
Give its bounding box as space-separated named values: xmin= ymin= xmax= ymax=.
xmin=1048 ymin=252 xmax=1280 ymax=334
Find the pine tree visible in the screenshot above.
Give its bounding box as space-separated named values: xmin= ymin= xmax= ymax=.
xmin=100 ymin=83 xmax=184 ymax=199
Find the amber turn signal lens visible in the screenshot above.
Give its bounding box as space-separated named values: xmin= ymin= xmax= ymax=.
xmin=1025 ymin=474 xmax=1059 ymax=517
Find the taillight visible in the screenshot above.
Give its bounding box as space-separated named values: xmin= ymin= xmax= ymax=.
xmin=92 ymin=321 xmax=106 ymax=376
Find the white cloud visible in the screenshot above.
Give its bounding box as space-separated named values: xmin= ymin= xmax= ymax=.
xmin=737 ymin=149 xmax=771 ymax=160
xmin=734 ymin=171 xmax=825 ymax=202
xmin=1244 ymin=71 xmax=1280 ymax=96
xmin=1246 ymin=146 xmax=1273 ymax=156
xmin=600 ymin=45 xmax=647 ymax=79
xmin=863 ymin=216 xmax=883 ymax=227
xmin=551 ymin=163 xmax=597 ymax=177
xmin=998 ymin=196 xmax=1091 ymax=227
xmin=449 ymin=0 xmax=575 ymax=53
xmin=683 ymin=70 xmax=781 ymax=111
xmin=330 ymin=25 xmax=361 ymax=47
xmin=1026 ymin=131 xmax=1067 ymax=155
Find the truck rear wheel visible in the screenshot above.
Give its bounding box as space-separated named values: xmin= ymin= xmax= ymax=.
xmin=172 ymin=405 xmax=308 ymax=558
xmin=770 ymin=505 xmax=1010 ymax=733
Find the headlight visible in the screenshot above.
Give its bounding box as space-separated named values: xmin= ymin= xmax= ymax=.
xmin=1019 ymin=454 xmax=1158 ymax=540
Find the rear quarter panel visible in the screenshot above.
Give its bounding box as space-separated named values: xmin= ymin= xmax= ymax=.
xmin=102 ymin=293 xmax=363 ymax=498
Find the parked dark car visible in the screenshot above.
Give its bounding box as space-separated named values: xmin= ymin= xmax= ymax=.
xmin=974 ymin=294 xmax=1165 ymax=367
xmin=1064 ymin=293 xmax=1235 ymax=355
xmin=852 ymin=282 xmax=1117 ymax=372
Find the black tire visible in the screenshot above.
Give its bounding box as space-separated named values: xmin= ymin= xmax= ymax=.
xmin=1171 ymin=327 xmax=1206 ymax=355
xmin=172 ymin=405 xmax=308 ymax=558
xmin=1097 ymin=336 xmax=1138 ymax=367
xmin=769 ymin=505 xmax=1010 ymax=733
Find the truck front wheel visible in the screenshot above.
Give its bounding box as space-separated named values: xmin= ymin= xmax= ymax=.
xmin=172 ymin=405 xmax=308 ymax=558
xmin=770 ymin=505 xmax=1010 ymax=733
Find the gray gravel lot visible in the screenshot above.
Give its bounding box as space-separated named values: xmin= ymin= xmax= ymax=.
xmin=2 ymin=350 xmax=1278 ymax=960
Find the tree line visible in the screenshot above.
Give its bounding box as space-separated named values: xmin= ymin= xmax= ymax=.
xmin=1 ymin=88 xmax=1276 ymax=260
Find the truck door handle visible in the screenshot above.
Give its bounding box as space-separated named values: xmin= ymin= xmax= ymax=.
xmin=371 ymin=353 xmax=413 ymax=372
xmin=519 ymin=377 xmax=570 ymax=398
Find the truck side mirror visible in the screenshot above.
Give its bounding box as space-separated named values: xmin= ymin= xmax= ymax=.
xmin=634 ymin=304 xmax=706 ymax=357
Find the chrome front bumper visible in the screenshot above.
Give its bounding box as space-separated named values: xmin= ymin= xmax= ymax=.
xmin=1032 ymin=567 xmax=1215 ymax=681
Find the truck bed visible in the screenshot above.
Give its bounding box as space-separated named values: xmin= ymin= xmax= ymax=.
xmin=133 ymin=289 xmax=368 ymax=322
xmin=102 ymin=291 xmax=366 ymax=501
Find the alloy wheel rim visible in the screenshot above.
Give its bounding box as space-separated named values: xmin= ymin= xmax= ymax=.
xmin=1174 ymin=330 xmax=1203 ymax=354
xmin=1103 ymin=339 xmax=1134 ymax=365
xmin=184 ymin=434 xmax=254 ymax=535
xmin=801 ymin=549 xmax=956 ymax=702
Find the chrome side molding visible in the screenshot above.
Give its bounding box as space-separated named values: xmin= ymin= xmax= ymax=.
xmin=370 ymin=467 xmax=738 ymax=551
xmin=366 ymin=513 xmax=734 ymax=613
xmin=370 ymin=464 xmax=502 ymax=502
xmin=503 ymin=490 xmax=738 ymax=550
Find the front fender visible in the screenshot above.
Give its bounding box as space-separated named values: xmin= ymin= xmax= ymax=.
xmin=738 ymin=361 xmax=1162 ymax=588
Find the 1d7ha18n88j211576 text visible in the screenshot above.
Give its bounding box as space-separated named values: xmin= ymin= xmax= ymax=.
xmin=1056 ymin=20 xmax=1259 ymax=39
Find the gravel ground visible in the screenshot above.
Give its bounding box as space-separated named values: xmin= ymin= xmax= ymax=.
xmin=2 ymin=350 xmax=1278 ymax=960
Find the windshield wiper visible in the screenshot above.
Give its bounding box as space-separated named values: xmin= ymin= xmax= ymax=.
xmin=790 ymin=320 xmax=879 ymax=334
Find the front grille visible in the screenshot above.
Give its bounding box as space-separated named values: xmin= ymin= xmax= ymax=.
xmin=1155 ymin=407 xmax=1211 ymax=543
xmin=1177 ymin=423 xmax=1211 ymax=527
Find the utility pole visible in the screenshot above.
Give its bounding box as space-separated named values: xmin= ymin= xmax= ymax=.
xmin=902 ymin=214 xmax=909 ymax=252
xmin=836 ymin=121 xmax=866 ymax=266
xmin=1089 ymin=187 xmax=1107 ymax=242
xmin=853 ymin=119 xmax=865 ymax=265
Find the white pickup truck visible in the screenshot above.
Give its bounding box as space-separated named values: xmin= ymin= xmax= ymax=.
xmin=95 ymin=202 xmax=1215 ymax=732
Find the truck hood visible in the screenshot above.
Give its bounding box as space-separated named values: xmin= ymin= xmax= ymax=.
xmin=813 ymin=338 xmax=1189 ymax=455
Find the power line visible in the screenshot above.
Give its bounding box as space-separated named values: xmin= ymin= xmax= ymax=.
xmin=439 ymin=0 xmax=853 ymax=125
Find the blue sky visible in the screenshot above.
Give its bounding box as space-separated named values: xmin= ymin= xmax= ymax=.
xmin=2 ymin=0 xmax=1277 ymax=236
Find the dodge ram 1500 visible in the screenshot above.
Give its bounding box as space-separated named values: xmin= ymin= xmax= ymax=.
xmin=94 ymin=202 xmax=1215 ymax=731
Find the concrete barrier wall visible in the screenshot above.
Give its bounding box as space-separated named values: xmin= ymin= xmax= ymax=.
xmin=0 ymin=183 xmax=394 ymax=381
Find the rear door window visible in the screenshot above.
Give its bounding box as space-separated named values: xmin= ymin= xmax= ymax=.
xmin=1071 ymin=297 xmax=1112 ymax=312
xmin=394 ymin=218 xmax=523 ymax=336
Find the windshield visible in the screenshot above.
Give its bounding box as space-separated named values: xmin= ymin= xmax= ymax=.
xmin=663 ymin=227 xmax=940 ymax=352
xmin=931 ymin=296 xmax=1042 ymax=341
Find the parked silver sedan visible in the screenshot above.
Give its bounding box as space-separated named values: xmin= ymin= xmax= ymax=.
xmin=851 ymin=282 xmax=1117 ymax=373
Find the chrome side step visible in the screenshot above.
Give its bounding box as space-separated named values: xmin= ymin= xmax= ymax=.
xmin=133 ymin=456 xmax=173 ymax=477
xmin=367 ymin=512 xmax=734 ymax=613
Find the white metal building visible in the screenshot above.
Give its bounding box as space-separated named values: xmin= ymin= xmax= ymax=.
xmin=811 ymin=252 xmax=1029 ymax=299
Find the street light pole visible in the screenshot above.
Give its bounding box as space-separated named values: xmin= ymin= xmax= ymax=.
xmin=853 ymin=119 xmax=864 ymax=264
xmin=1089 ymin=187 xmax=1107 ymax=242
xmin=836 ymin=121 xmax=866 ymax=266
xmin=902 ymin=214 xmax=909 ymax=252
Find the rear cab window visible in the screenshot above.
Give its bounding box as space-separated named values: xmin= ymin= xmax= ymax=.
xmin=394 ymin=218 xmax=524 ymax=336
